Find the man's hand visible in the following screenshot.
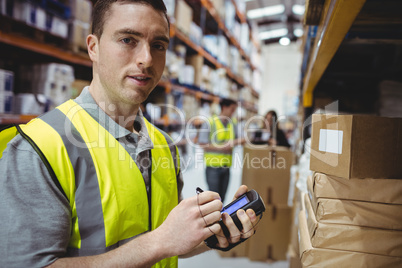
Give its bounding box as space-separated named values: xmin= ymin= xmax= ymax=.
xmin=154 ymin=191 xmax=223 ymax=257
xmin=213 ymin=185 xmax=259 ymax=249
xmin=268 ymin=137 xmax=277 ymax=146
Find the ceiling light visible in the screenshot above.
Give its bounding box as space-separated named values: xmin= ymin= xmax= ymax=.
xmin=292 ymin=4 xmax=305 ymax=15
xmin=259 ymin=28 xmax=288 ymax=40
xmin=294 ymin=28 xmax=304 ymax=37
xmin=279 ymin=37 xmax=291 ymax=46
xmin=247 ymin=5 xmax=285 ymax=19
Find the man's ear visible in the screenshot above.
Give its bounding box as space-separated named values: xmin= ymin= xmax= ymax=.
xmin=87 ymin=34 xmax=98 ymax=62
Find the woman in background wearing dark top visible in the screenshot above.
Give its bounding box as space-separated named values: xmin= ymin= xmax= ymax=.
xmin=264 ymin=110 xmax=291 ymax=148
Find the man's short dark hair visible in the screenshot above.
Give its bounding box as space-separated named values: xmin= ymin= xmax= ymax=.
xmin=219 ymin=98 xmax=237 ymax=108
xmin=91 ymin=0 xmax=169 ymax=38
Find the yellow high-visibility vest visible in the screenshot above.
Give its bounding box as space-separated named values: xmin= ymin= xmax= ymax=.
xmin=204 ymin=115 xmax=235 ymax=167
xmin=0 ymin=100 xmax=179 ymax=267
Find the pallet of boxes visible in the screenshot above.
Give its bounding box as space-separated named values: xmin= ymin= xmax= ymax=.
xmin=298 ymin=113 xmax=402 ymax=267
xmin=220 ymin=144 xmax=294 ymax=262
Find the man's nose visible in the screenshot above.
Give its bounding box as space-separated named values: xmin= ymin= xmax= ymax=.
xmin=136 ymin=44 xmax=152 ymax=68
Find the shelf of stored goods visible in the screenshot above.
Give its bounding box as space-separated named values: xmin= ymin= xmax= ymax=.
xmin=170 ymin=22 xmax=256 ymax=95
xmin=301 ymin=0 xmax=366 ymax=107
xmin=161 ymin=78 xmax=258 ymax=114
xmin=201 ymin=0 xmax=256 ymax=71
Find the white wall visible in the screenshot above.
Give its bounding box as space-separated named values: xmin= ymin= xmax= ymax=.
xmin=258 ymin=42 xmax=303 ymax=119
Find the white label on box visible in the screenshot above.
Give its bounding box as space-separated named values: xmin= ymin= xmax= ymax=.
xmin=319 ymin=129 xmax=343 ymax=154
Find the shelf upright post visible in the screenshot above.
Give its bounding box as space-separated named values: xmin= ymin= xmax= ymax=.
xmin=302 ymin=0 xmax=366 ymax=108
xmin=200 ymin=4 xmax=207 ymax=38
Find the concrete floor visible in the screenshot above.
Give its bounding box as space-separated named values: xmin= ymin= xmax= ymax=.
xmin=177 ymin=146 xmax=289 ymax=268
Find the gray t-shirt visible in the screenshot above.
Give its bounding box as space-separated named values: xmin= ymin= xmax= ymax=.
xmin=0 ymin=87 xmax=183 ymax=267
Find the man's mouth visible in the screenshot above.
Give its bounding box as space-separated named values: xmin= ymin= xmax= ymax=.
xmin=131 ymin=76 xmax=151 ymax=81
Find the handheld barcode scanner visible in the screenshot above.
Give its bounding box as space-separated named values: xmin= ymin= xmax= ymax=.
xmin=202 ymin=189 xmax=266 ymax=251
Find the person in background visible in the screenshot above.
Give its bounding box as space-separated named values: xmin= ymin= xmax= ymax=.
xmin=0 ymin=1 xmax=258 ymax=267
xmin=264 ymin=110 xmax=291 ymax=148
xmin=198 ymin=98 xmax=245 ymax=203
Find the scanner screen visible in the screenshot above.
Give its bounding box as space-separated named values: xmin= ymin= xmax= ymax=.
xmin=221 ymin=196 xmax=249 ymax=215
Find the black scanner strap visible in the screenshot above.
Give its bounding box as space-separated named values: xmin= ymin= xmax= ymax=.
xmin=204 ymin=213 xmax=263 ymax=252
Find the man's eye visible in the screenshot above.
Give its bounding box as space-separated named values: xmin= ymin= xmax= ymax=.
xmin=153 ymin=43 xmax=167 ymax=51
xmin=122 ymin=38 xmax=132 ymax=44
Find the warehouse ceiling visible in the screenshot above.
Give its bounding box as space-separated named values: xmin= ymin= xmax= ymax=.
xmin=245 ymin=0 xmax=306 ymax=45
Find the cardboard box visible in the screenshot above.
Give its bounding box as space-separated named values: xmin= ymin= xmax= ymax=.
xmin=298 ymin=210 xmax=402 ymax=268
xmin=71 ymin=79 xmax=90 ymax=98
xmin=304 ymin=193 xmax=402 ymax=257
xmin=308 ymin=173 xmax=402 ymax=205
xmin=186 ymin=55 xmax=204 ymax=87
xmin=287 ymin=245 xmax=302 ymax=268
xmin=289 ymin=182 xmax=302 ymax=255
xmin=69 ymin=0 xmax=92 ymax=23
xmin=175 ymin=0 xmax=193 ymax=36
xmin=210 ymin=0 xmax=225 ymax=20
xmin=241 ymin=145 xmax=293 ymax=205
xmin=68 ymin=20 xmax=90 ymax=51
xmin=309 ymin=113 xmax=402 ymax=179
xmin=306 ymin=193 xmax=402 ymax=230
xmin=247 ymin=205 xmax=292 ymax=262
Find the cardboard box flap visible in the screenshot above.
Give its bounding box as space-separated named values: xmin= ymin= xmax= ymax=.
xmin=298 ymin=211 xmax=402 ymax=268
xmin=304 ymin=193 xmax=319 ymax=239
xmin=311 ymin=172 xmax=402 ymax=204
xmin=305 ymin=198 xmax=402 ymax=257
xmin=306 ymin=175 xmax=316 ymax=206
xmin=298 ymin=210 xmax=311 ymax=261
xmin=315 ymin=197 xmax=402 ymax=231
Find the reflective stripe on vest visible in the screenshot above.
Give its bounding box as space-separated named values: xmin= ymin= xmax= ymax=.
xmin=204 ymin=115 xmax=235 ymax=167
xmin=19 ymin=100 xmax=178 ymax=267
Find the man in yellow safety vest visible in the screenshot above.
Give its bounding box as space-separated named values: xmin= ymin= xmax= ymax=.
xmin=199 ymin=98 xmax=246 ymax=203
xmin=0 ymin=1 xmax=258 ymax=267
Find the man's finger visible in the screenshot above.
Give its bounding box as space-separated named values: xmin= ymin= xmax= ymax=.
xmin=197 ymin=191 xmax=221 ymax=205
xmin=237 ymin=209 xmax=255 ymax=239
xmin=232 ymin=185 xmax=248 ymax=200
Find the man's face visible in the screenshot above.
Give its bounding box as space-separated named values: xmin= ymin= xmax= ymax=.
xmin=91 ymin=3 xmax=169 ymax=106
xmin=265 ymin=113 xmax=273 ymax=129
xmin=223 ymin=103 xmax=237 ymax=118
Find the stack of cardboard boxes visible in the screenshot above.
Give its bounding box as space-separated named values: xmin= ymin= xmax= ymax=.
xmin=68 ymin=0 xmax=93 ymax=53
xmin=220 ymin=144 xmax=294 ymax=262
xmin=298 ymin=113 xmax=402 ymax=267
xmin=15 ymin=63 xmax=75 ymax=114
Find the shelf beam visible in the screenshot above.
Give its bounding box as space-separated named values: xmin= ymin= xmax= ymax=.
xmin=302 ymin=0 xmax=366 ymax=107
xmin=0 ymin=30 xmax=92 ymax=67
